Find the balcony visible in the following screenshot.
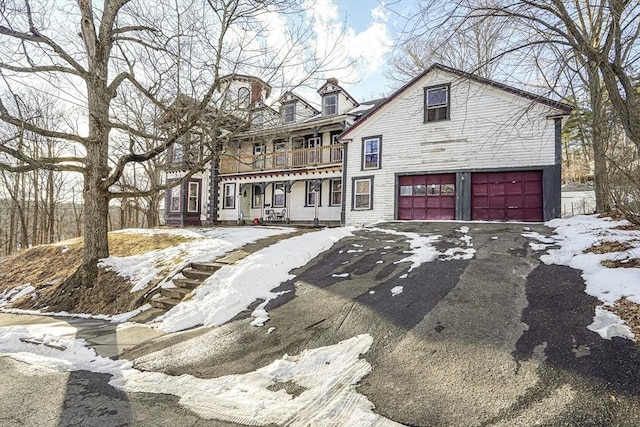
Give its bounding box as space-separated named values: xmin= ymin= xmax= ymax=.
xmin=220 ymin=143 xmax=344 ymax=175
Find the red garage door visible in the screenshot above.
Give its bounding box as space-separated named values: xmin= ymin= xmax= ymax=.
xmin=471 ymin=171 xmax=543 ymax=221
xmin=398 ymin=174 xmax=456 ymax=220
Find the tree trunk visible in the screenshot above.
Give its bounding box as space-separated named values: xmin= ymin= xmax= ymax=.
xmin=588 ymin=65 xmax=611 ymax=212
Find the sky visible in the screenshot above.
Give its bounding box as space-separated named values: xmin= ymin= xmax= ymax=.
xmin=300 ymin=0 xmax=415 ymax=102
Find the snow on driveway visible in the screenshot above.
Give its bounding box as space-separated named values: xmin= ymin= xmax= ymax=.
xmin=0 ymin=325 xmax=400 ymax=426
xmin=524 ymin=215 xmax=640 ymax=341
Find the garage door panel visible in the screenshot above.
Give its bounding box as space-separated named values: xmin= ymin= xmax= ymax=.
xmin=398 ymin=208 xmax=412 ymax=220
xmin=413 ymin=198 xmax=427 ymax=208
xmin=524 ymin=194 xmax=542 ymax=208
xmin=472 ymin=196 xmax=488 ymax=208
xmin=397 ymin=173 xmax=456 ymax=220
xmin=472 ymin=171 xmax=543 ymax=222
xmin=523 ymin=181 xmax=542 ymax=194
xmin=525 ymin=208 xmax=543 ymax=221
xmin=489 ymin=196 xmax=505 ymax=207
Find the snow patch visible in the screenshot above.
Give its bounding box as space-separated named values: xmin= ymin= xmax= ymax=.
xmin=391 ymin=286 xmax=403 ymax=296
xmin=0 ymin=327 xmax=400 ymax=426
xmin=154 ymin=227 xmax=354 ymax=332
xmin=588 ymin=307 xmax=635 ymax=341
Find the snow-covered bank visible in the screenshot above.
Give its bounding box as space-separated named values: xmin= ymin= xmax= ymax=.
xmin=153 ymin=227 xmax=354 ymax=332
xmin=101 ymin=227 xmax=294 ymax=293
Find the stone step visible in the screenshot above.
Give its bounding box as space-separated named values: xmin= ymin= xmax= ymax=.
xmin=150 ymin=296 xmax=182 ymax=310
xmin=182 ymin=268 xmax=212 ymax=281
xmin=216 ymin=250 xmax=250 ymax=265
xmin=173 ymin=277 xmax=201 ymax=290
xmin=190 ymin=262 xmax=225 ymax=273
xmin=160 ymin=287 xmax=192 ymax=300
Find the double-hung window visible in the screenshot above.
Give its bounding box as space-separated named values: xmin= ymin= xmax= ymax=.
xmin=170 ymin=184 xmax=180 ymax=212
xmin=363 ymin=137 xmax=381 ymax=169
xmin=282 ymin=103 xmax=295 ymax=123
xmin=172 ymin=144 xmax=183 ymax=163
xmin=223 ymin=183 xmax=235 ymax=209
xmin=305 ymin=181 xmax=319 ymax=206
xmin=330 ymin=179 xmax=342 ymax=206
xmin=323 ymin=94 xmax=337 ymax=115
xmin=424 ymin=85 xmax=450 ymax=122
xmin=187 ymin=182 xmax=199 ymax=212
xmin=353 ymin=177 xmax=373 ymax=210
xmin=273 ymin=182 xmax=286 ymax=208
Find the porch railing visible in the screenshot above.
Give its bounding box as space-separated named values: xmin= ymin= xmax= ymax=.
xmin=220 ymin=143 xmax=344 ymax=174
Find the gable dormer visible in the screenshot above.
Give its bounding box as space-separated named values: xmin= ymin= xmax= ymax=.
xmin=278 ymin=91 xmax=320 ymax=124
xmin=317 ymin=77 xmax=359 ymax=116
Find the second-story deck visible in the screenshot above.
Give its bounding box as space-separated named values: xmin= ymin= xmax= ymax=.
xmin=220 ymin=143 xmax=344 ymax=175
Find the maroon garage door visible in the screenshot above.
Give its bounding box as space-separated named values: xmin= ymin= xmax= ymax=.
xmin=471 ymin=171 xmax=543 ymax=221
xmin=398 ymin=174 xmax=456 ymax=220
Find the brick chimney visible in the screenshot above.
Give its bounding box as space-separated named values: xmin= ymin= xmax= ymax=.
xmin=250 ymin=80 xmax=263 ymax=103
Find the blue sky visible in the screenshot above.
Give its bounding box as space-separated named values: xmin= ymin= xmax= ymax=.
xmin=303 ymin=0 xmax=415 ymax=101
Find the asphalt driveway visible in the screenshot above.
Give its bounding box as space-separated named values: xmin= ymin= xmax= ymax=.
xmin=3 ymin=222 xmax=640 ymax=426
xmin=124 ymin=221 xmax=640 ymax=426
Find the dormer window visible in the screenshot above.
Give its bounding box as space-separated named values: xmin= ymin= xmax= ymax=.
xmin=238 ymin=87 xmax=250 ymax=108
xmin=323 ymin=94 xmax=337 ymax=115
xmin=283 ymin=103 xmax=295 ymax=123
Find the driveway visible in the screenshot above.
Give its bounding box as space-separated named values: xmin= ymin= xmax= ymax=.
xmin=3 ymin=222 xmax=640 ymax=426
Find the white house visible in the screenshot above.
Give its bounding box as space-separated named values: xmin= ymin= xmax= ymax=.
xmin=165 ymin=75 xmax=382 ymax=226
xmin=338 ymin=64 xmax=573 ymax=225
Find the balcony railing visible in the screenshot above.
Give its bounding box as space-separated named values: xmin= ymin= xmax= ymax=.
xmin=220 ymin=143 xmax=344 ymax=175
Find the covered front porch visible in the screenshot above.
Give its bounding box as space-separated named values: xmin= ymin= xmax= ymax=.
xmin=218 ymin=175 xmax=343 ymax=226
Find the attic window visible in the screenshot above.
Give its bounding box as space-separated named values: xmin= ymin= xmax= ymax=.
xmin=283 ymin=103 xmax=295 ymax=123
xmin=323 ymin=94 xmax=337 ymax=115
xmin=238 ymin=87 xmax=250 ymax=108
xmin=424 ymin=85 xmax=450 ymax=122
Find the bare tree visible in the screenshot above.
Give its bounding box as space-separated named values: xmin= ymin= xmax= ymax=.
xmin=0 ymin=0 xmax=342 ymax=288
xmin=460 ymin=1 xmax=640 ymax=149
xmin=386 ymin=1 xmax=515 ymax=85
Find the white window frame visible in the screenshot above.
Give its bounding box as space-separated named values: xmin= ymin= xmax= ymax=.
xmin=187 ymin=181 xmax=199 ymax=212
xmin=305 ymin=181 xmax=318 ymax=207
xmin=363 ymin=137 xmax=380 ymax=169
xmin=252 ymin=184 xmax=263 ymax=208
xmin=353 ymin=177 xmax=372 ymax=210
xmin=273 ymin=182 xmax=286 ymax=208
xmin=424 ymin=85 xmax=450 ymax=122
xmin=172 ymin=143 xmax=183 ymax=163
xmin=238 ymin=87 xmax=250 ymax=108
xmin=330 ymin=178 xmax=342 ymax=206
xmin=283 ymin=103 xmax=295 ymax=123
xmin=170 ymin=185 xmax=181 ymax=212
xmin=323 ymin=94 xmax=337 ymax=115
xmin=223 ymin=183 xmax=236 ymax=209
